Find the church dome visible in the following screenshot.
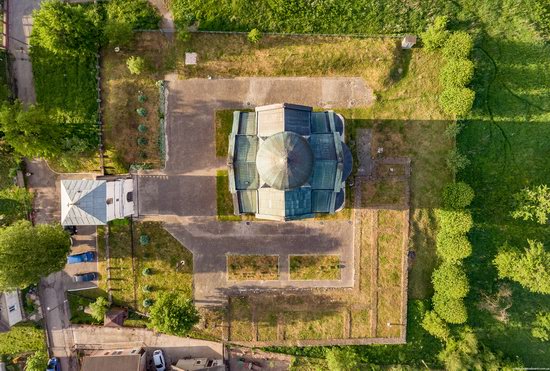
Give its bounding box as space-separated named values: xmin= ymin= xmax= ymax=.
xmin=256 ymin=132 xmax=314 ymax=190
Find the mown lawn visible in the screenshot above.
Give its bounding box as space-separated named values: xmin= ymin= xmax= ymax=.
xmin=97 ymin=221 xmax=193 ymax=313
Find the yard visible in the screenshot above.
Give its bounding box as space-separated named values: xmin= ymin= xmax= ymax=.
xmin=0 ymin=322 xmax=46 ymax=360
xmin=97 ymin=220 xmax=193 ymax=313
xmin=289 ymin=255 xmax=341 ymax=280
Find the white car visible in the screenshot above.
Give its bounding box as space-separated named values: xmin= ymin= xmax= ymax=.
xmin=153 ymin=349 xmax=166 ymax=371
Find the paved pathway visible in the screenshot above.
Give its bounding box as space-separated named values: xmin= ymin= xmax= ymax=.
xmin=7 ymin=0 xmax=40 ymax=103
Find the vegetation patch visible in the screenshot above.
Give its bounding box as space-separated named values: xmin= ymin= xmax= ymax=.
xmin=97 ymin=221 xmax=193 ymax=313
xmin=0 ymin=322 xmax=46 ymax=357
xmin=361 ymin=179 xmax=406 ymax=206
xmin=227 ymin=255 xmax=279 ymax=281
xmin=215 ymin=110 xmax=235 ymax=157
xmin=289 ymin=255 xmax=341 ymax=281
xmin=228 ymin=297 xmax=254 ymax=342
xmin=283 ymin=311 xmax=344 ymax=340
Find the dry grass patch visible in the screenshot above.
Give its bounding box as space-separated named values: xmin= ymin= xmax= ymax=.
xmin=351 ymin=310 xmax=372 ymax=338
xmin=283 ymin=311 xmax=344 ymax=340
xmin=229 ymin=297 xmax=254 ymax=342
xmin=362 ymin=179 xmax=406 ymax=207
xmin=376 ymin=163 xmax=406 ymax=178
xmin=182 ymin=34 xmax=400 ymax=91
xmin=289 ymin=255 xmax=341 ymax=280
xmin=376 ymin=210 xmax=405 ymax=338
xmin=256 ymin=312 xmax=279 ymax=342
xmin=227 ymin=255 xmax=279 ymax=281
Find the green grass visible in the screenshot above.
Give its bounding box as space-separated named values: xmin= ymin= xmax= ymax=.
xmin=215 ymin=110 xmax=234 ymax=157
xmin=227 ymin=255 xmax=279 ymax=281
xmin=98 ymin=221 xmax=193 ymax=313
xmin=216 ymin=170 xmax=243 ymax=221
xmin=289 ymin=255 xmax=341 ymax=280
xmin=362 ymin=179 xmax=406 ymax=206
xmin=0 ymin=322 xmax=46 ymax=357
xmin=67 ymin=292 xmax=104 ymax=325
xmin=229 ymin=297 xmax=254 ymax=341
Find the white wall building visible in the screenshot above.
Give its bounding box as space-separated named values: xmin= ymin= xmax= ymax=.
xmin=0 ymin=291 xmax=23 ymax=330
xmin=61 ymin=179 xmax=134 ymax=225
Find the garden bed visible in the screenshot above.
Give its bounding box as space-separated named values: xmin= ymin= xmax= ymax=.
xmin=227 ymin=255 xmax=279 ymax=281
xmin=289 ymin=255 xmax=341 ymax=280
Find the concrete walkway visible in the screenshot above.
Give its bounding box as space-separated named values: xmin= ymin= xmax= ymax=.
xmin=7 ymin=0 xmax=40 ymax=103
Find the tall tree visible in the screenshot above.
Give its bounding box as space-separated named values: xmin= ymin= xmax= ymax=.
xmin=325 ymin=348 xmax=361 ymax=371
xmin=148 ymin=293 xmax=199 ymax=336
xmin=511 ymin=184 xmax=550 ymax=224
xmin=0 ymin=221 xmax=71 ymax=290
xmin=31 ymin=0 xmax=101 ymax=57
xmin=494 ymin=240 xmax=550 ymax=294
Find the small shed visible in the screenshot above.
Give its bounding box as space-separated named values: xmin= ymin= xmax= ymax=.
xmin=104 ymin=307 xmax=128 ymax=327
xmin=401 ymin=35 xmax=417 ymax=49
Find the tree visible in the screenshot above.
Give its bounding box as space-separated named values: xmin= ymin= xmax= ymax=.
xmin=0 ymin=221 xmax=71 ymax=290
xmin=25 ymin=350 xmax=49 ymax=371
xmin=325 ymin=348 xmax=361 ymax=371
xmin=31 ymin=0 xmax=101 ymax=57
xmin=494 ymin=240 xmax=550 ymax=294
xmin=446 ymin=148 xmax=471 ymax=174
xmin=106 ymin=0 xmax=161 ymax=29
xmin=127 ymin=56 xmax=146 ymax=75
xmin=0 ymin=187 xmax=33 ymax=226
xmin=248 ymin=28 xmax=262 ymax=43
xmin=443 ymin=31 xmax=474 ymax=59
xmin=432 ymin=263 xmax=470 ymax=299
xmin=439 ymin=87 xmax=475 ymax=117
xmin=433 ymin=292 xmax=467 ymax=324
xmin=104 ymin=20 xmax=134 ymax=46
xmin=148 ymin=293 xmax=199 ymax=336
xmin=531 ymin=312 xmax=550 ymax=341
xmin=442 ymin=182 xmax=475 ymax=209
xmin=440 ymin=58 xmax=475 ymax=87
xmin=435 ymin=209 xmax=473 ymax=235
xmin=421 ymin=16 xmax=450 ymax=50
xmin=511 ymin=184 xmax=550 ymax=224
xmin=89 ymin=297 xmax=110 ymax=322
xmin=436 ymin=233 xmax=472 ymax=262
xmin=422 ymin=310 xmax=451 ymax=341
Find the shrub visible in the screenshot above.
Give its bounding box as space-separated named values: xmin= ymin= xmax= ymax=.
xmin=248 ymin=28 xmax=262 ymax=43
xmin=142 ymin=285 xmax=153 ymax=293
xmin=148 ymin=293 xmax=200 ymax=336
xmin=139 ymin=234 xmax=150 ymax=245
xmin=25 ymin=350 xmax=49 ymax=371
xmin=435 ymin=209 xmax=473 ymax=235
xmin=143 ymin=298 xmax=154 ymax=307
xmin=443 ymin=31 xmax=474 ymax=59
xmin=137 ymin=137 xmax=148 ymax=146
xmin=446 ymin=148 xmax=471 ymax=173
xmin=106 ymin=0 xmax=161 ymax=29
xmin=138 ymin=93 xmax=147 ymax=103
xmin=136 ymin=107 xmax=147 ymax=117
xmin=444 ymin=121 xmax=462 ymax=139
xmin=432 ymin=263 xmax=470 ymax=299
xmin=439 ymin=87 xmax=475 ymax=117
xmin=142 ymin=267 xmax=152 ymax=276
xmin=442 ymin=182 xmax=475 ymax=209
xmin=104 ymin=20 xmax=133 ymax=46
xmin=127 ymin=56 xmax=145 ymax=75
xmin=511 ymin=184 xmax=550 ymax=224
xmin=138 ymin=124 xmax=148 ymax=133
xmin=433 ymin=292 xmax=467 ymax=324
xmin=422 ymin=310 xmax=451 ymax=340
xmin=532 ymin=312 xmax=550 ymax=342
xmin=325 ymin=348 xmax=361 ymax=371
xmin=421 ymin=16 xmax=450 ymax=50
xmin=440 ymin=58 xmax=474 ymax=87
xmin=436 ymin=233 xmax=472 ymax=262
xmin=89 ymin=296 xmax=110 ymax=322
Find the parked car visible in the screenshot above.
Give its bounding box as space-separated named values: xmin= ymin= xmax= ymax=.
xmin=67 ymin=251 xmax=96 ymax=264
xmin=46 ymin=357 xmax=61 ymax=371
xmin=73 ymin=272 xmax=98 ymax=282
xmin=152 ymin=349 xmax=166 ymax=371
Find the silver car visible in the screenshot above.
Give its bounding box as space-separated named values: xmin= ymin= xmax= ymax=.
xmin=153 ymin=349 xmax=166 ymax=371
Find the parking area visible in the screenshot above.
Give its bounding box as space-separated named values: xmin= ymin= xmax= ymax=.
xmin=64 ymin=225 xmax=99 ymax=291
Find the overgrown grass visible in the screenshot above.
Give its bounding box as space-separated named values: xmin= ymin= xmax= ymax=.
xmin=227 ymin=255 xmax=279 ymax=281
xmin=0 ymin=322 xmax=46 ymax=357
xmin=283 ymin=311 xmax=344 ymax=340
xmin=289 ymin=255 xmax=341 ymax=280
xmin=97 ymin=221 xmax=193 ymax=313
xmin=215 ymin=110 xmax=234 ymax=157
xmin=361 ymin=179 xmax=406 ymax=206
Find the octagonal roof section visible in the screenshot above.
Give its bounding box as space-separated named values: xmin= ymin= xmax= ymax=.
xmin=256 ymin=132 xmax=314 ymax=190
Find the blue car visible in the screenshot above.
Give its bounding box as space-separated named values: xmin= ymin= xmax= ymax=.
xmin=47 ymin=357 xmax=60 ymax=371
xmin=67 ymin=251 xmax=96 ymax=264
xmin=73 ymin=272 xmax=98 ymax=283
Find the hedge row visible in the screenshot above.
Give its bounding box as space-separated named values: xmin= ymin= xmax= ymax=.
xmin=428 ymin=182 xmax=475 ymax=325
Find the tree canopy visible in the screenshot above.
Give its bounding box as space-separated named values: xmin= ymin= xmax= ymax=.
xmin=89 ymin=297 xmax=110 ymax=322
xmin=25 ymin=350 xmax=49 ymax=371
xmin=0 ymin=221 xmax=71 ymax=290
xmin=511 ymin=184 xmax=550 ymax=224
xmin=31 ymin=0 xmax=101 ymax=57
xmin=148 ymin=293 xmax=200 ymax=336
xmin=494 ymin=240 xmax=550 ymax=294
xmin=325 ymin=347 xmax=361 ymax=371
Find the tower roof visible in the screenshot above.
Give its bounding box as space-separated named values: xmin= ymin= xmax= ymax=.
xmin=256 ymin=132 xmax=313 ymax=190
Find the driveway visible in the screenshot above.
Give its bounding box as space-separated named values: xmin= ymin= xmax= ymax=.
xmin=135 ymin=76 xmax=370 ymax=305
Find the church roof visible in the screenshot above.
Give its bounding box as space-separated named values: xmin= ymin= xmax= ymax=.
xmin=61 ymin=180 xmax=108 ymax=225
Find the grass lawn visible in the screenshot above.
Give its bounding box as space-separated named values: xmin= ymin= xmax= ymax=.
xmin=67 ymin=291 xmax=104 ymax=325
xmin=97 ymin=220 xmax=193 ymax=313
xmin=361 ymin=179 xmax=406 ymax=206
xmin=227 ymin=255 xmax=279 ymax=281
xmin=215 ymin=110 xmax=236 ymax=157
xmin=283 ymin=311 xmax=344 ymax=340
xmin=289 ymin=255 xmax=341 ymax=280
xmin=0 ymin=322 xmax=46 ymax=357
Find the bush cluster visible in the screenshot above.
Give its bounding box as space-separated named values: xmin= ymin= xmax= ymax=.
xmin=433 ymin=292 xmax=468 ymax=324
xmin=432 ymin=263 xmax=469 ymax=299
xmin=442 ymin=182 xmax=475 ymax=209
xmin=435 ymin=209 xmax=473 ymax=236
